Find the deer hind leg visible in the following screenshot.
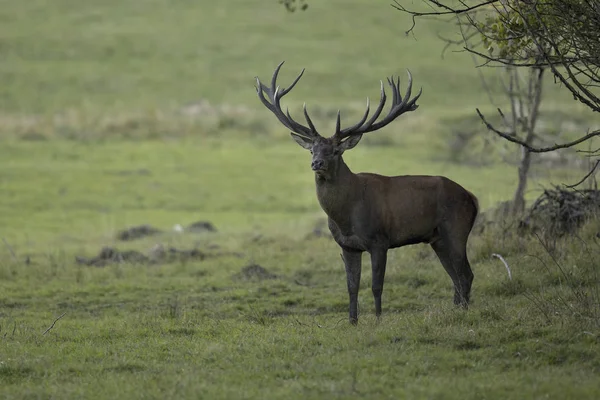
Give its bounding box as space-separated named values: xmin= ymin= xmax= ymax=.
xmin=430 ymin=237 xmax=474 ymax=308
xmin=370 ymin=248 xmax=388 ymax=318
xmin=341 ymin=249 xmax=362 ymax=324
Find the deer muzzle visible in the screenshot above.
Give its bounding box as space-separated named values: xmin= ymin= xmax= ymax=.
xmin=311 ymin=159 xmax=325 ymax=171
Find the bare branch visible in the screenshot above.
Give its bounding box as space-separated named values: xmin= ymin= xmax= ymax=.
xmin=392 ymin=0 xmax=499 ymax=34
xmin=394 ymin=0 xmax=600 ymax=117
xmin=476 ymin=108 xmax=600 ymax=152
xmin=565 ymin=159 xmax=600 ymax=189
xmin=577 ymin=147 xmax=600 ymax=156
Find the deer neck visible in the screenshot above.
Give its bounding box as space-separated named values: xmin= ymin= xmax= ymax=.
xmin=314 ymin=157 xmax=359 ymax=225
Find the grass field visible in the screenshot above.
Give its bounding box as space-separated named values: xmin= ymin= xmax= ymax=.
xmin=1 ymin=0 xmax=599 ymax=399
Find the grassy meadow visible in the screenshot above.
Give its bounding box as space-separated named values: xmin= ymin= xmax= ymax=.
xmin=1 ymin=0 xmax=599 ymax=399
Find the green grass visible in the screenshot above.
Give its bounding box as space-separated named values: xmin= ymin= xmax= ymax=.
xmin=0 ymin=0 xmax=594 ymax=115
xmin=1 ymin=0 xmax=599 ymax=399
xmin=1 ymin=137 xmax=598 ymax=399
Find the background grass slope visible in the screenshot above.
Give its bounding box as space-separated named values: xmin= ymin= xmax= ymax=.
xmin=0 ymin=0 xmax=591 ymax=114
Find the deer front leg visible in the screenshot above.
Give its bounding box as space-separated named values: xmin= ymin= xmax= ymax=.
xmin=342 ymin=249 xmax=362 ymax=325
xmin=370 ymin=248 xmax=388 ymax=318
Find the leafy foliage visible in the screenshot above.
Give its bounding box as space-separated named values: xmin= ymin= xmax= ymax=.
xmin=476 ymin=1 xmax=600 ymax=73
xmin=396 ymin=0 xmax=600 ymax=158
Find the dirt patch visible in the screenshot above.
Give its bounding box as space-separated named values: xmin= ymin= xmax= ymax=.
xmin=76 ymin=245 xmax=206 ymax=267
xmin=117 ymin=225 xmax=162 ymax=241
xmin=168 ymin=247 xmax=206 ymax=261
xmin=233 ymin=264 xmax=278 ymax=281
xmin=186 ymin=220 xmax=217 ymax=233
xmin=76 ymin=247 xmax=149 ymax=267
xmin=148 ymin=244 xmax=207 ymax=262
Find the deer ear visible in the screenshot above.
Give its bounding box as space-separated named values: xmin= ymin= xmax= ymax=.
xmin=338 ymin=134 xmax=363 ymax=151
xmin=290 ymin=132 xmax=313 ymax=150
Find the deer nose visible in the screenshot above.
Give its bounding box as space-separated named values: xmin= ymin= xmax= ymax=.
xmin=311 ymin=159 xmax=324 ymax=171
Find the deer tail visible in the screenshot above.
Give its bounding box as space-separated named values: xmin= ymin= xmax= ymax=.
xmin=466 ymin=190 xmax=480 ymax=221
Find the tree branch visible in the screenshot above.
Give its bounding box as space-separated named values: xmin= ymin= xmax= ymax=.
xmin=392 ymin=0 xmax=499 ymax=34
xmin=476 ymin=108 xmax=600 ymax=152
xmin=565 ymin=159 xmax=600 ymax=188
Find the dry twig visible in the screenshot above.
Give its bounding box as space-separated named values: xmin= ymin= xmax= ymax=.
xmin=520 ymin=186 xmax=600 ymax=236
xmin=42 ymin=312 xmax=67 ymax=336
xmin=491 ymin=253 xmax=513 ymax=280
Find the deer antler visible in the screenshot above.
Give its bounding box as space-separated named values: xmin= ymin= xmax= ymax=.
xmin=332 ymin=71 xmax=422 ymax=141
xmin=255 ymin=61 xmax=321 ymax=140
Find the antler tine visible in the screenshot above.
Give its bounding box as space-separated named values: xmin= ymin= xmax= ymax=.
xmin=270 ymin=61 xmax=285 ymax=95
xmin=335 ymin=81 xmax=387 ymax=140
xmin=388 ymin=77 xmax=400 ymax=106
xmin=286 ymin=107 xmax=316 ymax=135
xmin=255 ymin=62 xmax=321 ymax=139
xmin=280 ymin=67 xmax=305 ymax=96
xmin=404 ymin=70 xmax=422 ymax=109
xmin=364 ymin=81 xmax=388 ymax=127
xmin=303 ymin=103 xmax=318 ymax=133
xmin=335 ymin=97 xmax=371 ymax=137
xmin=256 ymin=78 xmax=293 ymax=128
xmin=402 ymin=70 xmax=414 ymax=106
xmin=333 ymin=70 xmax=421 ymax=140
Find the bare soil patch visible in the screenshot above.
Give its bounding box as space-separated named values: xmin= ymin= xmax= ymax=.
xmin=116 ymin=225 xmax=162 ymax=241
xmin=233 ymin=264 xmax=278 ymax=281
xmin=76 ymin=245 xmax=206 ymax=267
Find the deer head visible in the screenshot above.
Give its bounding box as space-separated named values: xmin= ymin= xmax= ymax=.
xmin=256 ymin=62 xmax=422 ymax=179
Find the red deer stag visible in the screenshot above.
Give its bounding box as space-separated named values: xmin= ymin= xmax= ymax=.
xmin=256 ymin=62 xmax=479 ymax=324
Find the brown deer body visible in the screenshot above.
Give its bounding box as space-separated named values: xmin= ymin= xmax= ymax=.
xmin=256 ymin=62 xmax=479 ymax=324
